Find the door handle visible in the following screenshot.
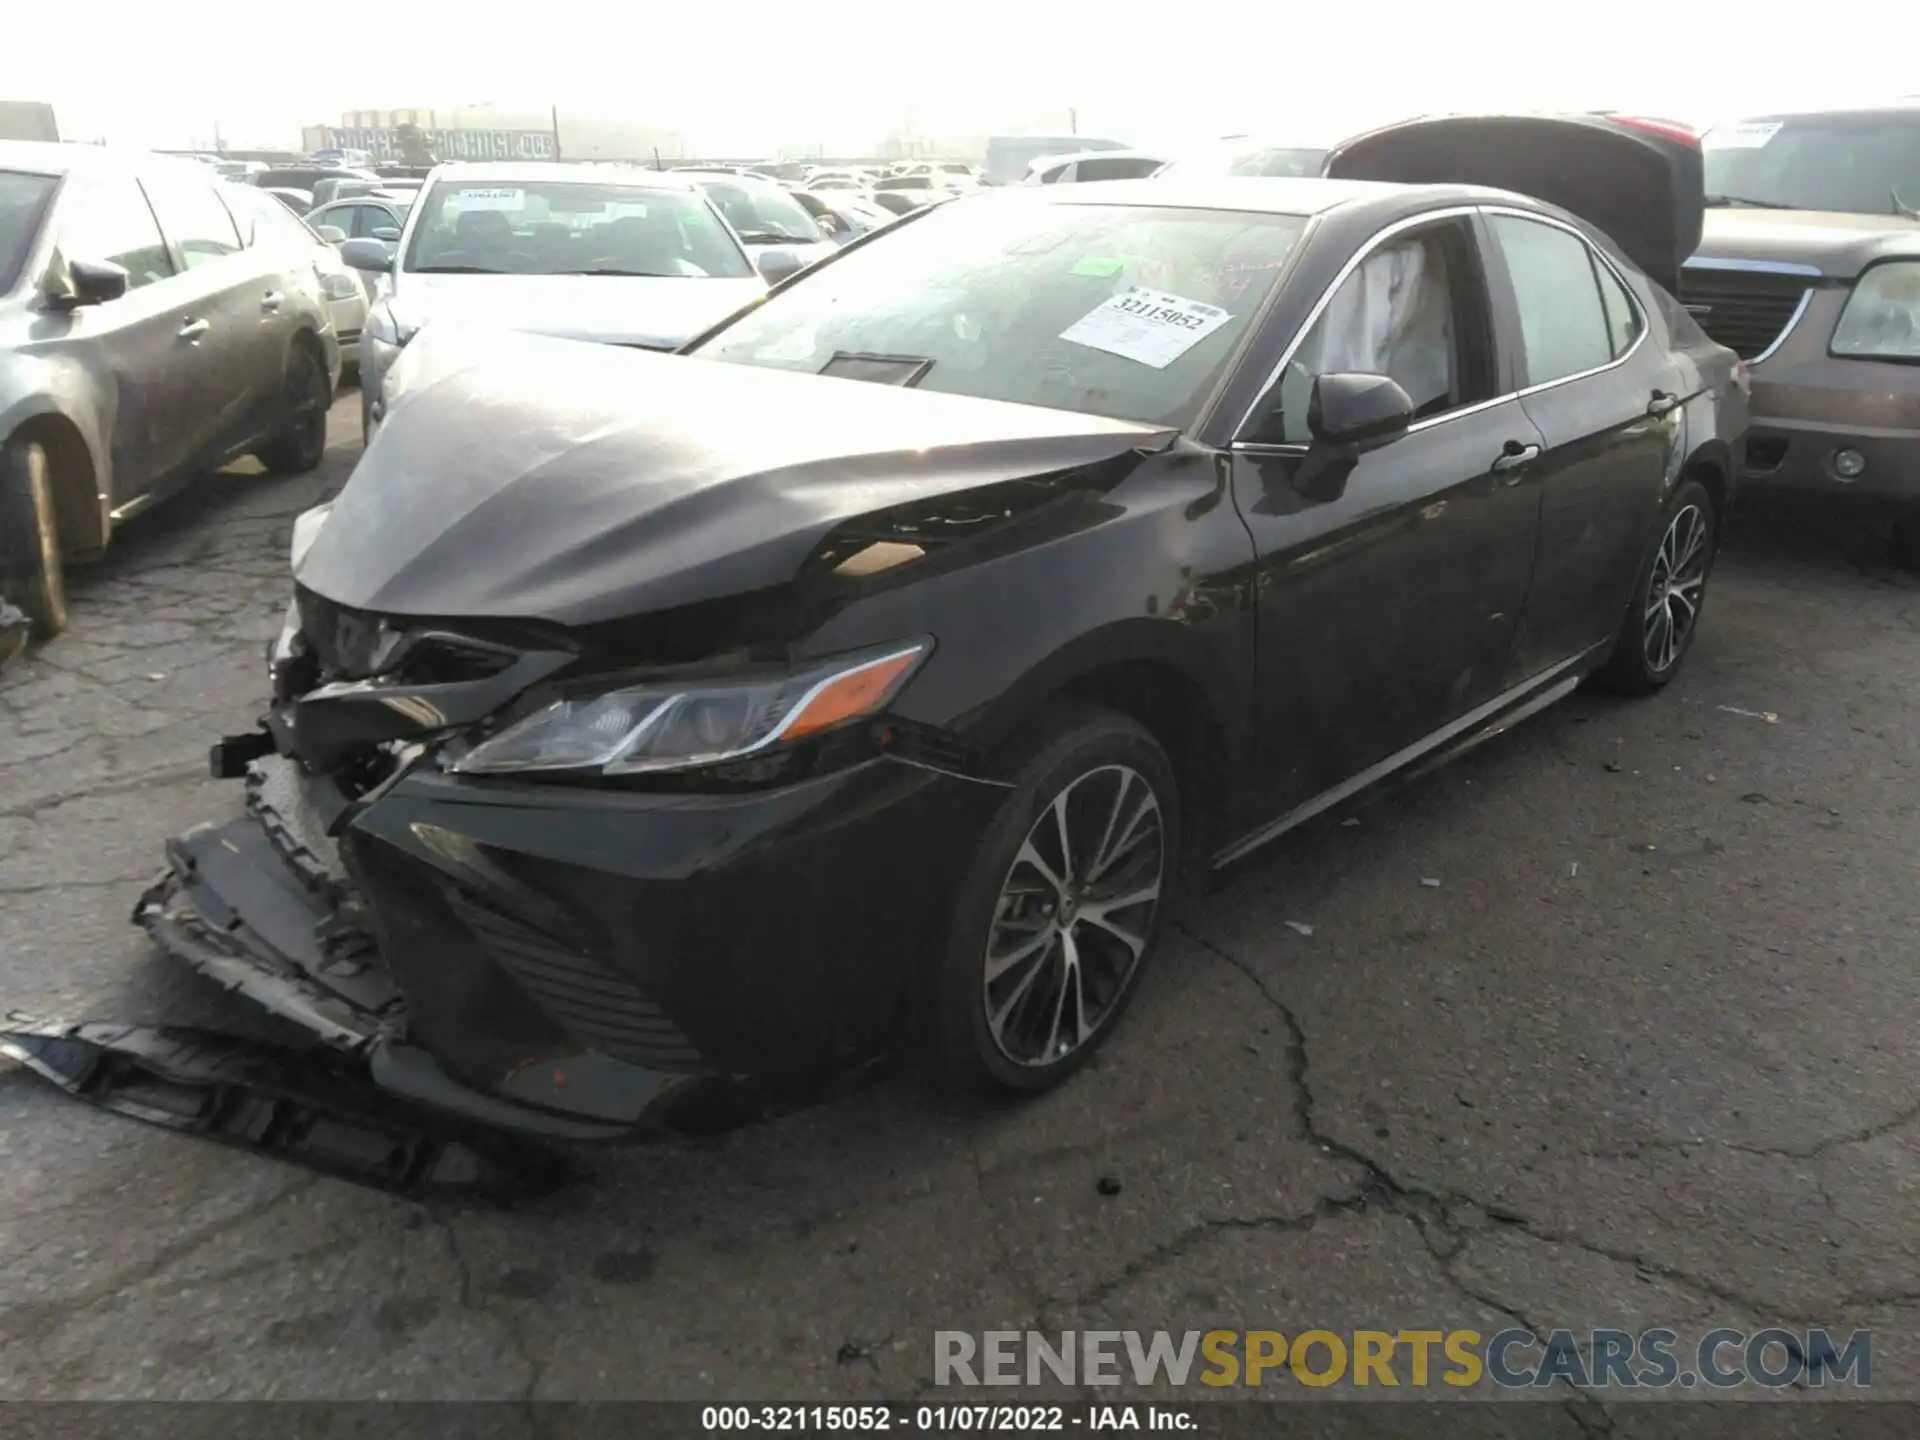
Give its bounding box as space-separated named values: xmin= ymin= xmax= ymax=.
xmin=177 ymin=318 xmax=210 ymax=342
xmin=261 ymin=291 xmax=283 ymax=312
xmin=1491 ymin=441 xmax=1541 ymax=473
xmin=1647 ymin=389 xmax=1681 ymax=418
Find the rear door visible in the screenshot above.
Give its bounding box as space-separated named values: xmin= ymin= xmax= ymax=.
xmin=138 ymin=168 xmax=284 ymax=460
xmin=1229 ymin=212 xmax=1547 ymax=815
xmin=1481 ymin=209 xmax=1682 ymax=680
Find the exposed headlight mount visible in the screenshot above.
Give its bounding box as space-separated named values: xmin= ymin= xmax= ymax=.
xmin=1831 ymin=261 xmax=1920 ymax=361
xmin=450 ymin=640 xmax=932 ymax=777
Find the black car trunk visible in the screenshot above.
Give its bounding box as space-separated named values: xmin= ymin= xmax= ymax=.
xmin=1324 ymin=114 xmax=1705 ymax=295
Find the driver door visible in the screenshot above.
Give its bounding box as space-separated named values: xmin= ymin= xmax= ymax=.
xmin=1228 ymin=212 xmax=1546 ymax=820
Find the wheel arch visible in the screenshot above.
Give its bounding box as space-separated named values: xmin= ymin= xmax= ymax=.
xmin=5 ymin=408 xmax=107 ymax=558
xmin=964 ymin=623 xmax=1244 ymax=865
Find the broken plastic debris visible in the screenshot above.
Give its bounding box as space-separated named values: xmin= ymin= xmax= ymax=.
xmin=1717 ymin=704 xmax=1779 ymax=723
xmin=1340 ymin=817 xmax=1361 ymax=827
xmin=1284 ymin=920 xmax=1315 ymax=937
xmin=1570 ymin=863 xmax=1579 ymax=878
xmin=1420 ymin=877 xmax=1442 ymax=888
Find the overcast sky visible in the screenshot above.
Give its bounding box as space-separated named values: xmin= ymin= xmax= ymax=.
xmin=17 ymin=0 xmax=1914 ymax=153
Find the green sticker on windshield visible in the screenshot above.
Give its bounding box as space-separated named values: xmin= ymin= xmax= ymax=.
xmin=1070 ymin=256 xmax=1124 ymax=277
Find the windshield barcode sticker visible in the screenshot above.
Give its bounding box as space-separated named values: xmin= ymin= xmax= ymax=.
xmin=453 ymin=188 xmax=526 ymax=210
xmin=1059 ymin=286 xmax=1233 ymax=369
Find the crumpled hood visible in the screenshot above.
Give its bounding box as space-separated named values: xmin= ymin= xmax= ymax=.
xmin=1695 ymin=208 xmax=1920 ymax=281
xmin=296 ymin=326 xmax=1174 ymax=627
xmin=388 ymin=271 xmax=767 ymax=349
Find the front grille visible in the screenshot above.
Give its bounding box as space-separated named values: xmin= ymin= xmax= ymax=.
xmin=1676 ymin=268 xmax=1810 ymax=360
xmin=442 ymin=888 xmax=706 ymax=1071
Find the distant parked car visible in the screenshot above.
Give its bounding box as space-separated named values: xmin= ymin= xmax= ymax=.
xmin=1154 ymin=136 xmax=1333 ymax=179
xmin=865 ymin=187 xmax=957 ymax=217
xmin=1025 ymin=150 xmax=1172 ymax=184
xmin=338 ymin=163 xmax=771 ymax=442
xmin=1682 ymin=102 xmax=1920 ymax=562
xmin=254 ymin=165 xmax=381 ymax=195
xmin=264 ymin=187 xmax=314 ymax=215
xmin=686 ymin=173 xmax=838 ymax=271
xmin=791 ymin=189 xmax=895 ymax=244
xmin=0 ymin=142 xmax=341 ymax=640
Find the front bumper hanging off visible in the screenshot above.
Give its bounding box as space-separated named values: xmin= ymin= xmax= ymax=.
xmin=133 ymin=754 xmax=672 ymax=1141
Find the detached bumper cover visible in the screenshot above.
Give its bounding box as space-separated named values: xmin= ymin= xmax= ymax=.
xmin=136 ymin=750 xmax=996 ymax=1135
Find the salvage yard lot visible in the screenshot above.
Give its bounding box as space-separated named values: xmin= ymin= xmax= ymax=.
xmin=2 ymin=395 xmax=1917 ymax=1406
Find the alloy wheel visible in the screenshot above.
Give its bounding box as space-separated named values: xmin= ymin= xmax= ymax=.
xmin=1643 ymin=503 xmax=1708 ymax=675
xmin=983 ymin=764 xmax=1166 ymax=1067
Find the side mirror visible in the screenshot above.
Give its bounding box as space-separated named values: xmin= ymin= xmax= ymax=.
xmin=339 ymin=238 xmax=394 ymax=273
xmin=371 ymin=226 xmax=401 ymax=242
xmin=51 ymin=259 xmax=130 ymax=309
xmin=313 ymin=224 xmax=347 ymax=245
xmin=1308 ymin=372 xmax=1414 ymax=449
xmin=755 ymin=249 xmax=804 ymax=283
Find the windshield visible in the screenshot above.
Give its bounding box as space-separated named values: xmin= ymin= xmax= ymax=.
xmin=691 ymin=196 xmax=1309 ymax=428
xmin=693 ymin=179 xmax=823 ymax=244
xmin=1702 ymin=114 xmax=1920 ymax=215
xmin=0 ymin=171 xmax=58 ymax=293
xmin=1158 ymin=144 xmax=1328 ymax=180
xmin=402 ymin=179 xmax=754 ymax=277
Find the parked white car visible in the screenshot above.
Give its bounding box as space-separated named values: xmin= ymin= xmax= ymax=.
xmin=339 ymin=163 xmax=775 ymax=440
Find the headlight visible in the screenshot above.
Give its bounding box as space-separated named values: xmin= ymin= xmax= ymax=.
xmin=1832 ymin=262 xmax=1920 ymax=360
xmin=289 ymin=502 xmax=332 ymax=570
xmin=364 ymin=303 xmax=419 ymax=348
xmin=451 ymin=641 xmax=930 ymax=777
xmin=318 ymin=271 xmax=359 ymax=301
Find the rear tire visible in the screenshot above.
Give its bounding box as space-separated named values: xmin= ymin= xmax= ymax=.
xmin=1593 ymin=477 xmax=1716 ymax=696
xmin=0 ymin=438 xmax=69 ymax=642
xmin=255 ymin=340 xmax=330 ymax=475
xmin=927 ymin=705 xmax=1181 ymax=1095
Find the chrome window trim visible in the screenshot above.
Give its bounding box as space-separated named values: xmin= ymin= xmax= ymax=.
xmin=1751 ymin=285 xmax=1814 ymax=365
xmin=1682 ymin=255 xmax=1823 ymax=277
xmin=1230 ymin=203 xmax=1648 ymax=452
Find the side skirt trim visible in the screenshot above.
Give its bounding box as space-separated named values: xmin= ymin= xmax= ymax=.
xmin=1212 ymin=646 xmax=1604 ymax=869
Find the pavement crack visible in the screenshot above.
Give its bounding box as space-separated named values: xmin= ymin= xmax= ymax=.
xmin=1582 ymin=1097 xmax=1920 ymax=1164
xmin=435 ymin=1215 xmax=546 ymax=1403
xmin=0 ymin=1173 xmax=321 ymax=1344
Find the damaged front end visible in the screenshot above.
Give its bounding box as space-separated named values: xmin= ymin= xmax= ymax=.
xmin=133 ymin=330 xmax=1179 ymax=1139
xmin=135 ymin=586 xmax=677 ymax=1139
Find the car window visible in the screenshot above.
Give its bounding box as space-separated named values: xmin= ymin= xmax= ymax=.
xmin=693 ymin=198 xmax=1310 ymax=429
xmin=0 ymin=170 xmax=59 ymax=293
xmin=1488 ymin=214 xmax=1614 ymax=385
xmin=140 ymin=171 xmax=243 ymax=269
xmin=1275 ymin=229 xmax=1466 ymax=443
xmin=54 ymin=175 xmax=175 ymax=291
xmin=1702 ymin=114 xmax=1920 ymax=216
xmin=1077 ymin=157 xmax=1158 ymax=181
xmin=1593 ymin=257 xmax=1643 ymax=359
xmin=696 ymin=180 xmax=823 ymax=244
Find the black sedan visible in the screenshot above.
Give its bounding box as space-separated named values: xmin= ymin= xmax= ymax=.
xmin=140 ymin=116 xmax=1746 ymax=1136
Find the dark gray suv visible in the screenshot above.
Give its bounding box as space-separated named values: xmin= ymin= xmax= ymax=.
xmin=0 ymin=142 xmax=343 ymax=642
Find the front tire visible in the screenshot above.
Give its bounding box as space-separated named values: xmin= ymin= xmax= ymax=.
xmin=0 ymin=439 xmax=69 ymax=642
xmin=255 ymin=340 xmax=330 ymax=475
xmin=928 ymin=706 xmax=1181 ymax=1094
xmin=1593 ymin=478 xmax=1716 ymax=695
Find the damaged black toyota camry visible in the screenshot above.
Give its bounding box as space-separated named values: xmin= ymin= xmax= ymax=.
xmin=139 ymin=116 xmax=1747 ymax=1138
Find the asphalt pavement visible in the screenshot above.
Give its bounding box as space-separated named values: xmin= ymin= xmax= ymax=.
xmin=1 ymin=397 xmax=1916 ymax=1418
